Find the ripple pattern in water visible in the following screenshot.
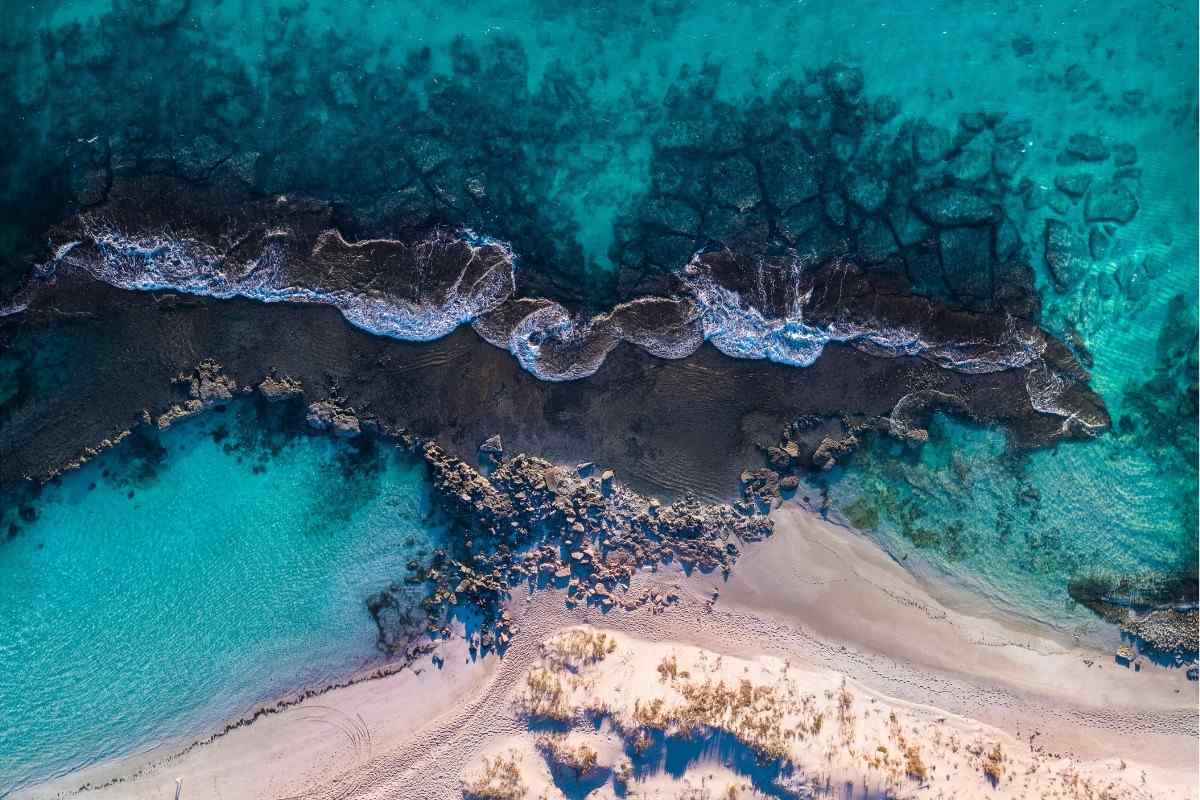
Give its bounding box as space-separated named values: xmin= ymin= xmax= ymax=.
xmin=0 ymin=401 xmax=440 ymax=792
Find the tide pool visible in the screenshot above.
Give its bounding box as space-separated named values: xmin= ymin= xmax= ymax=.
xmin=0 ymin=401 xmax=439 ymax=793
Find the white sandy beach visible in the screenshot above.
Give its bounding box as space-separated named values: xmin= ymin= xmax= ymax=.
xmin=22 ymin=505 xmax=1198 ymax=800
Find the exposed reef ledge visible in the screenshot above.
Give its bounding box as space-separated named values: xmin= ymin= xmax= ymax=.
xmin=374 ymin=435 xmax=774 ymax=657
xmin=35 ymin=170 xmax=1106 ymax=437
xmin=2 ymin=269 xmax=1104 ymax=498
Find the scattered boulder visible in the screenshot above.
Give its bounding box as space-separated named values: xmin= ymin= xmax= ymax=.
xmin=1084 ymin=179 xmax=1138 ymax=224
xmin=1062 ymin=133 xmax=1109 ymax=163
xmin=912 ymin=187 xmax=996 ymax=226
xmin=479 ymin=434 xmax=504 ymax=457
xmin=1043 ymin=219 xmax=1087 ymax=290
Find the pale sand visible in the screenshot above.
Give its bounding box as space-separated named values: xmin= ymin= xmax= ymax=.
xmin=21 ymin=505 xmax=1198 ymax=800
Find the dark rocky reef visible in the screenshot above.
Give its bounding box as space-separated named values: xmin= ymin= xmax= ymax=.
xmin=374 ymin=437 xmax=771 ymax=655
xmin=1 ymin=12 xmax=1143 ymax=318
xmin=7 ymin=163 xmax=1107 ymax=488
xmin=1068 ymin=567 xmax=1199 ymax=664
xmin=1 ymin=255 xmax=1103 ymax=493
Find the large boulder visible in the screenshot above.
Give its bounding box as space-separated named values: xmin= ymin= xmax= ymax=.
xmin=1084 ymin=179 xmax=1138 ymax=224
xmin=1044 ymin=219 xmax=1088 ymax=290
xmin=913 ymin=187 xmax=997 ymax=226
xmin=939 ymin=226 xmax=994 ymax=301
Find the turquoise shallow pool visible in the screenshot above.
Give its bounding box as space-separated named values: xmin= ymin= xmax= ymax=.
xmin=0 ymin=402 xmax=439 ymax=792
xmin=0 ymin=0 xmax=1196 ymax=790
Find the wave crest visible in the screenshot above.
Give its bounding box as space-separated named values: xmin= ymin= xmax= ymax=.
xmin=46 ymin=218 xmax=1089 ymax=430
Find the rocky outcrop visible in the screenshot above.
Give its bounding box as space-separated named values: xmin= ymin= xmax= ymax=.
xmin=305 ymin=400 xmax=361 ymax=437
xmin=812 ymin=434 xmax=860 ymax=471
xmin=258 ymin=374 xmax=303 ymax=402
xmin=384 ymin=439 xmax=772 ymax=656
xmin=156 ymin=360 xmax=239 ymax=428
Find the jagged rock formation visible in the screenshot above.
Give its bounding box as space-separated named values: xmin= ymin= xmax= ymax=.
xmin=372 ymin=438 xmax=771 ymax=655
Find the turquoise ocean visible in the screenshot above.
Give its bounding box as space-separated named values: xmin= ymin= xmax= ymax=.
xmin=0 ymin=0 xmax=1195 ymax=791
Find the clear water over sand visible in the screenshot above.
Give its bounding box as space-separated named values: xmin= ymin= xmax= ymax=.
xmin=0 ymin=402 xmax=439 ymax=791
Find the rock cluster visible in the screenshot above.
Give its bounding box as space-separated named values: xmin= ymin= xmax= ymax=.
xmin=615 ymin=64 xmax=1051 ymax=318
xmin=257 ymin=373 xmax=303 ymax=402
xmin=1067 ymin=568 xmax=1199 ymax=663
xmin=371 ymin=437 xmax=772 ymax=656
xmin=304 ymin=400 xmax=361 ymax=437
xmin=1123 ymin=609 xmax=1200 ymax=661
xmin=155 ymin=360 xmax=238 ymax=428
xmin=1034 ymin=132 xmax=1143 ymax=295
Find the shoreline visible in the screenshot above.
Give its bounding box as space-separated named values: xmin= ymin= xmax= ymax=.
xmin=20 ymin=502 xmax=1196 ymax=800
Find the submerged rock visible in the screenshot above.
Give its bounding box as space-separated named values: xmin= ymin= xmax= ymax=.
xmin=1062 ymin=133 xmax=1110 ymax=163
xmin=1044 ymin=219 xmax=1087 ymax=290
xmin=1054 ymin=172 xmax=1093 ymax=198
xmin=913 ymin=121 xmax=954 ymax=164
xmin=1112 ymin=142 xmax=1138 ymax=166
xmin=912 ymin=187 xmax=996 ymax=227
xmin=1084 ymin=179 xmax=1139 ymax=224
xmin=1088 ymin=227 xmax=1111 ymax=261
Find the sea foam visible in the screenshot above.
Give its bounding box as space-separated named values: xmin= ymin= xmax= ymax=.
xmin=54 ymin=221 xmax=1063 ymax=400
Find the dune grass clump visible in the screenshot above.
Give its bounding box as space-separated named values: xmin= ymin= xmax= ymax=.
xmin=982 ymin=742 xmax=1004 ymax=785
xmin=543 ymin=629 xmax=617 ymax=672
xmin=517 ymin=666 xmax=571 ymax=723
xmin=630 ymin=676 xmax=791 ymax=765
xmin=461 ymin=752 xmax=526 ymax=800
xmin=537 ymin=735 xmax=599 ymax=778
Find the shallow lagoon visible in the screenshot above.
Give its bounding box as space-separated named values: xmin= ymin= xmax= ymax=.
xmin=0 ymin=401 xmax=439 ymax=792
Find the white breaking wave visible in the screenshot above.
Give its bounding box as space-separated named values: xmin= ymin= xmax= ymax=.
xmin=679 ymin=255 xmax=1046 ymax=375
xmin=50 ymin=222 xmax=1063 ymax=413
xmin=63 ymin=218 xmax=515 ymax=342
